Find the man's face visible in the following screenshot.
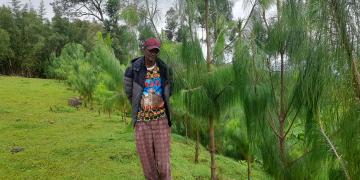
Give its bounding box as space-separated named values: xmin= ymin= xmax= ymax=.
xmin=144 ymin=48 xmax=159 ymax=63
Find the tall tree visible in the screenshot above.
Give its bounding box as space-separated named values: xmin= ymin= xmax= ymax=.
xmin=144 ymin=0 xmax=161 ymax=40
xmin=38 ymin=0 xmax=46 ymax=21
xmin=51 ymin=0 xmax=106 ymax=22
xmin=0 ymin=28 xmax=11 ymax=73
xmin=172 ymin=1 xmax=236 ymax=179
xmin=10 ymin=0 xmax=22 ymax=15
xmin=231 ymin=0 xmax=360 ymax=179
xmin=164 ymin=7 xmax=179 ymax=41
xmin=104 ymin=0 xmax=121 ymax=32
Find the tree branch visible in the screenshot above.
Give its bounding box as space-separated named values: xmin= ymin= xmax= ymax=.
xmin=80 ymin=3 xmax=103 ymax=22
xmin=92 ymin=0 xmax=104 ymax=22
xmin=181 ymin=86 xmax=202 ymax=93
xmin=212 ymin=0 xmax=257 ymax=60
xmin=267 ymin=110 xmax=281 ymax=138
xmin=266 ymin=56 xmax=279 ymax=118
xmin=262 ymin=7 xmax=269 ymax=30
xmin=145 ymin=0 xmax=161 ymax=41
xmin=284 ymin=107 xmax=301 ymax=138
xmin=240 ymin=1 xmax=257 ymax=33
xmin=289 ymin=149 xmax=312 ymax=167
xmin=319 ymin=120 xmax=351 ymax=180
xmin=214 ymin=81 xmax=233 ymax=101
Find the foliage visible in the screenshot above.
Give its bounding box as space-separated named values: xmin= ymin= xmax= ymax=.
xmin=2 ymin=0 xmax=360 ymax=179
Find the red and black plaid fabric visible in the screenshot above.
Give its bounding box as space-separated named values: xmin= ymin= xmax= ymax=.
xmin=135 ymin=116 xmax=171 ymax=180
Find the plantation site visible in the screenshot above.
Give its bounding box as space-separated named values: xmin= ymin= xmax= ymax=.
xmin=1 ymin=0 xmax=360 ymax=179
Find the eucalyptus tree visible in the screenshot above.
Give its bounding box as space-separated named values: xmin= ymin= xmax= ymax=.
xmin=50 ymin=0 xmax=108 ymax=22
xmin=109 ymin=4 xmax=140 ymax=65
xmin=164 ymin=8 xmax=178 ymax=41
xmin=0 ymin=28 xmax=11 ymax=74
xmin=38 ymin=0 xmax=46 ymax=21
xmin=0 ymin=6 xmax=17 ymax=75
xmin=2 ymin=5 xmax=49 ymax=77
xmin=144 ymin=0 xmax=161 ymax=40
xmin=10 ymin=0 xmax=22 ymax=15
xmin=51 ymin=0 xmax=139 ymax=65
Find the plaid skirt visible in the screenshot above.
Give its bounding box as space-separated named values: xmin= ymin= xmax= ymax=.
xmin=135 ymin=115 xmax=171 ymax=180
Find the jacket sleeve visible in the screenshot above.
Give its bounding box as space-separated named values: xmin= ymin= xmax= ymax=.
xmin=124 ymin=65 xmax=133 ymax=104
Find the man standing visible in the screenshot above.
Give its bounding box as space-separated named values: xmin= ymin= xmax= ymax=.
xmin=124 ymin=38 xmax=172 ymax=180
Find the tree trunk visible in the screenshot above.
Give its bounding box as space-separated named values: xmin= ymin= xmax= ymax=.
xmin=9 ymin=59 xmax=13 ymax=75
xmin=205 ymin=0 xmax=212 ymax=71
xmin=277 ymin=0 xmax=282 ymax=20
xmin=247 ymin=155 xmax=251 ymax=180
xmin=205 ymin=0 xmax=216 ymax=178
xmin=279 ymin=119 xmax=286 ymax=165
xmin=185 ymin=114 xmax=189 ymax=142
xmin=209 ymin=117 xmax=216 ymax=180
xmin=195 ymin=128 xmax=200 ymax=164
xmin=279 ymin=52 xmax=287 ymax=166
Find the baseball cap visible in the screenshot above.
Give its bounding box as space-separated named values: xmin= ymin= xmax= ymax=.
xmin=143 ymin=38 xmax=161 ymax=50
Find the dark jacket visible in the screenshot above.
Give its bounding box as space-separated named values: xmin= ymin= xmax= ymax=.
xmin=124 ymin=56 xmax=173 ymax=127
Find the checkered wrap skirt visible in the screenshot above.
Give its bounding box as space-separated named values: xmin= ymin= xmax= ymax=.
xmin=135 ymin=115 xmax=171 ymax=180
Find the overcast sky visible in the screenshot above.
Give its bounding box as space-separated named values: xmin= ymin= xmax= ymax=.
xmin=0 ymin=0 xmax=255 ymax=30
xmin=0 ymin=0 xmax=270 ymax=60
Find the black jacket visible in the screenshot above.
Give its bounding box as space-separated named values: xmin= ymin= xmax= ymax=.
xmin=124 ymin=56 xmax=173 ymax=127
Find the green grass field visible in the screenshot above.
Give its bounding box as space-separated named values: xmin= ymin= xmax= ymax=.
xmin=0 ymin=76 xmax=269 ymax=179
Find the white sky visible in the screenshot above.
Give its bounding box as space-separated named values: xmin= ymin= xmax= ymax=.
xmin=0 ymin=0 xmax=273 ymax=60
xmin=0 ymin=0 xmax=253 ymax=29
xmin=0 ymin=0 xmax=281 ymax=65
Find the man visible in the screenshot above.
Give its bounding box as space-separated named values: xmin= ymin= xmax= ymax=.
xmin=124 ymin=37 xmax=173 ymax=180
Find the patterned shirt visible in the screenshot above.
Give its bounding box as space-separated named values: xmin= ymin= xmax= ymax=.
xmin=137 ymin=64 xmax=165 ymax=121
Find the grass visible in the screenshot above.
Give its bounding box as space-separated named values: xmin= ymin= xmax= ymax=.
xmin=0 ymin=76 xmax=270 ymax=179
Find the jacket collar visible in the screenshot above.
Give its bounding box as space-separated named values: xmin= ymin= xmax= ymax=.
xmin=132 ymin=56 xmax=167 ymax=72
xmin=131 ymin=56 xmax=144 ymax=71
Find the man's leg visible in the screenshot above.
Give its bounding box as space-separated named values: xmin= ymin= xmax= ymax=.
xmin=153 ymin=116 xmax=171 ymax=180
xmin=135 ymin=122 xmax=159 ymax=180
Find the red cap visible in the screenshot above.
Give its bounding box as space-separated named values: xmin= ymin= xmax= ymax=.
xmin=143 ymin=38 xmax=161 ymax=50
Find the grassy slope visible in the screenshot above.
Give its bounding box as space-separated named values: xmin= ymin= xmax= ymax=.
xmin=0 ymin=76 xmax=270 ymax=179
